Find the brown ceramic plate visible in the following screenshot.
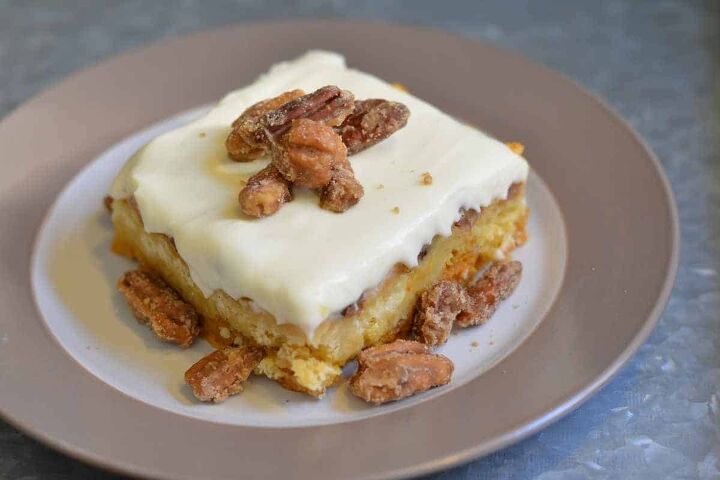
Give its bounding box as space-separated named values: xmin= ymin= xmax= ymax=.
xmin=0 ymin=21 xmax=678 ymax=479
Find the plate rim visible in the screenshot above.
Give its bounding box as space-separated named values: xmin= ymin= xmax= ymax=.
xmin=0 ymin=19 xmax=679 ymax=480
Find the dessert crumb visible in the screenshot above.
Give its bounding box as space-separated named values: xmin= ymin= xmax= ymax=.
xmin=391 ymin=82 xmax=408 ymax=92
xmin=471 ymin=341 xmax=479 ymax=347
xmin=420 ymin=172 xmax=433 ymax=185
xmin=512 ymin=304 xmax=519 ymax=309
xmin=506 ymin=142 xmax=524 ymax=155
xmin=198 ymin=132 xmax=206 ymax=138
xmin=391 ymin=206 xmax=400 ymax=214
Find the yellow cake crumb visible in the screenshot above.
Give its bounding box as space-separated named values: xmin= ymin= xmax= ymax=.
xmin=506 ymin=142 xmax=525 ymax=155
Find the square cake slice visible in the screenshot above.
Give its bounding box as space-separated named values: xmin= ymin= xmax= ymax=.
xmin=109 ymin=50 xmax=529 ymax=396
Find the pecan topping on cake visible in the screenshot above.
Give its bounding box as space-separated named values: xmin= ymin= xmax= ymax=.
xmin=230 ymin=86 xmax=410 ymax=216
xmin=349 ymin=339 xmax=453 ymax=405
xmin=185 ymin=346 xmax=264 ymax=402
xmin=413 ymin=280 xmax=469 ymax=347
xmin=262 ymin=85 xmax=355 ymax=137
xmin=318 ymin=160 xmax=364 ymax=212
xmin=271 ymin=118 xmax=348 ymax=188
xmin=456 ymin=260 xmax=523 ymax=327
xmin=226 ymin=89 xmax=305 ymax=162
xmin=335 ymin=99 xmax=410 ymax=154
xmin=117 ymin=269 xmax=200 ymax=348
xmin=239 ymin=164 xmax=293 ymax=218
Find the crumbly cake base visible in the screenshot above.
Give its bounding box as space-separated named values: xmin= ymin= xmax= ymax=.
xmin=110 ymin=183 xmax=528 ymax=396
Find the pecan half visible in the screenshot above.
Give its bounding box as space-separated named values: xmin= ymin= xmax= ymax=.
xmin=357 ymin=338 xmax=429 ymax=363
xmin=335 ymin=99 xmax=410 ymax=154
xmin=117 ymin=269 xmax=200 ymax=348
xmin=456 ymin=260 xmax=523 ymax=328
xmin=413 ymin=280 xmax=469 ymax=347
xmin=271 ymin=118 xmax=348 ymax=188
xmin=226 ymin=89 xmax=305 ymax=161
xmin=349 ymin=339 xmax=453 ymax=405
xmin=262 ymin=86 xmax=355 ymax=138
xmin=239 ymin=164 xmax=293 ymax=217
xmin=185 ymin=346 xmax=264 ymax=402
xmin=318 ymin=161 xmax=364 ymax=212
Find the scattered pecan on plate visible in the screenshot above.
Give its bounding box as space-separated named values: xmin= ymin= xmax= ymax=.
xmin=117 ymin=269 xmax=200 ymax=348
xmin=185 ymin=346 xmax=264 ymax=402
xmin=349 ymin=339 xmax=454 ymax=405
xmin=413 ymin=260 xmax=524 ymax=347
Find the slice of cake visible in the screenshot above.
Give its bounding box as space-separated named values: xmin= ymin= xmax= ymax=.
xmin=109 ymin=50 xmax=529 ymax=397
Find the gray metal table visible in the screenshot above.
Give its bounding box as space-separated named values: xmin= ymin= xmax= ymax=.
xmin=1 ymin=1 xmax=717 ymax=479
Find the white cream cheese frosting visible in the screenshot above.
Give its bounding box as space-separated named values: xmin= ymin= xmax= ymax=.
xmin=111 ymin=50 xmax=529 ymax=339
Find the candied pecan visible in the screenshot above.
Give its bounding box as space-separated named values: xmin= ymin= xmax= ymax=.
xmin=271 ymin=118 xmax=347 ymax=188
xmin=226 ymin=89 xmax=305 ymax=161
xmin=456 ymin=260 xmax=523 ymax=328
xmin=413 ymin=280 xmax=469 ymax=347
xmin=238 ymin=164 xmax=293 ymax=217
xmin=318 ymin=161 xmax=364 ymax=212
xmin=357 ymin=339 xmax=429 ymax=363
xmin=117 ymin=269 xmax=200 ymax=348
xmin=350 ymin=339 xmax=453 ymax=405
xmin=262 ymin=86 xmax=355 ymax=138
xmin=185 ymin=346 xmax=264 ymax=402
xmin=335 ymin=99 xmax=410 ymax=154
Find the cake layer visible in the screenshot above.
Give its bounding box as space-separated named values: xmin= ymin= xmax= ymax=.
xmin=111 ymin=184 xmax=528 ymax=395
xmin=110 ymin=50 xmax=529 ymax=339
